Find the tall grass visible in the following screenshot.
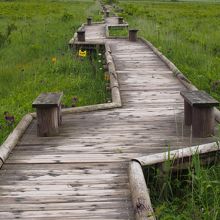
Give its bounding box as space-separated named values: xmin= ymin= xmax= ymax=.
xmin=0 ymin=0 xmax=107 ymax=144
xmin=145 ymin=152 xmax=220 ymax=219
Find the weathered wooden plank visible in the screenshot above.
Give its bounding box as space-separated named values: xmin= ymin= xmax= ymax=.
xmin=6 ymin=153 xmax=141 ymax=163
xmin=0 ymin=189 xmax=130 ymax=197
xmin=1 ymin=162 xmax=128 ymax=170
xmin=0 ymin=201 xmax=132 ymax=212
xmin=180 ymin=91 xmax=219 ymax=107
xmin=0 ymin=209 xmax=131 ymax=219
xmin=0 ymin=194 xmax=131 ymax=204
xmin=0 ymin=182 xmax=129 ymax=192
xmin=32 ymin=93 xmax=63 ymax=108
xmin=0 ymin=177 xmax=129 ymax=186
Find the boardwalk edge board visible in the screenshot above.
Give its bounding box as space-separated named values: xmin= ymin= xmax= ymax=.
xmin=0 ymin=114 xmax=33 ymax=165
xmin=139 ymin=37 xmax=220 ymax=123
xmin=133 ymin=141 xmax=220 ymax=167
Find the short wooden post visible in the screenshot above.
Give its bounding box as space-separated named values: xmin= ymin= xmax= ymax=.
xmin=129 ymin=29 xmax=139 ymax=42
xmin=184 ymin=100 xmax=192 ymax=125
xmin=77 ymin=30 xmax=85 ymax=42
xmin=192 ymin=107 xmax=215 ymax=137
xmin=106 ymin=11 xmax=110 ymax=17
xmin=58 ymin=104 xmax=62 ymax=126
xmin=87 ymin=17 xmax=92 ymax=26
xmin=32 ymin=93 xmax=63 ymax=137
xmin=118 ymin=17 xmax=124 ymax=24
xmin=36 ymin=108 xmax=59 ymax=137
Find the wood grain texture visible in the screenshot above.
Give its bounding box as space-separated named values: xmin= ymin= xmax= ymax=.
xmin=32 ymin=93 xmax=63 ymax=108
xmin=36 ymin=107 xmax=59 ymax=137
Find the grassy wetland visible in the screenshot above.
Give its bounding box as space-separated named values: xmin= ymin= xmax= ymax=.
xmin=0 ymin=0 xmax=108 ymax=144
xmin=145 ymin=154 xmax=220 ymax=220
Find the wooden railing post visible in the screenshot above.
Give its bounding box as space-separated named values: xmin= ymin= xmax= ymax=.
xmin=77 ymin=30 xmax=85 ymax=42
xmin=129 ymin=29 xmax=139 ymax=42
xmin=106 ymin=11 xmax=110 ymax=17
xmin=87 ymin=17 xmax=92 ymax=26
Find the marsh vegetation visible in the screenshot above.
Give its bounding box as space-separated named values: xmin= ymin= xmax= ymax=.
xmin=0 ymin=0 xmax=107 ymax=144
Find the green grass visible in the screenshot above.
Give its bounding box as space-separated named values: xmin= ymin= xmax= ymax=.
xmin=118 ymin=1 xmax=220 ymax=101
xmin=109 ymin=27 xmax=128 ymax=37
xmin=0 ymin=0 xmax=108 ymax=144
xmin=145 ymin=153 xmax=220 ymax=220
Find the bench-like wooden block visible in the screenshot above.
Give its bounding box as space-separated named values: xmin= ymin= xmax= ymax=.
xmin=180 ymin=91 xmax=219 ymax=137
xmin=32 ymin=92 xmax=63 ymax=137
xmin=192 ymin=106 xmax=215 ymax=137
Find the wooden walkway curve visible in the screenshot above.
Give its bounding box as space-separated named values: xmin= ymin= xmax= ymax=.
xmin=0 ymin=8 xmax=217 ymax=220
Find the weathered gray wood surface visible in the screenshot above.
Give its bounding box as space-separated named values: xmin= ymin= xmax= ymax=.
xmin=180 ymin=91 xmax=219 ymax=107
xmin=0 ymin=11 xmax=218 ymax=220
xmin=32 ymin=93 xmax=63 ymax=108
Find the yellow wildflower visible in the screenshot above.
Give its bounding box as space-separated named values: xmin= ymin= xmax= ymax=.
xmin=51 ymin=57 xmax=57 ymax=64
xmin=78 ymin=49 xmax=87 ymax=57
xmin=104 ymin=73 xmax=110 ymax=81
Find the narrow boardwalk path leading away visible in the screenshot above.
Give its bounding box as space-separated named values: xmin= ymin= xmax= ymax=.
xmin=0 ymin=15 xmax=216 ymax=220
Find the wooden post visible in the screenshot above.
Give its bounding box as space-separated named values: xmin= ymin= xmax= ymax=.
xmin=87 ymin=17 xmax=92 ymax=26
xmin=129 ymin=161 xmax=156 ymax=220
xmin=184 ymin=100 xmax=192 ymax=125
xmin=106 ymin=11 xmax=110 ymax=17
xmin=32 ymin=92 xmax=63 ymax=137
xmin=192 ymin=107 xmax=215 ymax=137
xmin=118 ymin=17 xmax=124 ymax=24
xmin=36 ymin=107 xmax=59 ymax=137
xmin=180 ymin=91 xmax=219 ymax=138
xmin=129 ymin=29 xmax=139 ymax=42
xmin=77 ymin=30 xmax=85 ymax=42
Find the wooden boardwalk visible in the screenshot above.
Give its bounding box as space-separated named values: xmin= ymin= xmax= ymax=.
xmin=0 ymin=16 xmax=216 ymax=219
